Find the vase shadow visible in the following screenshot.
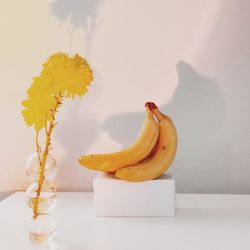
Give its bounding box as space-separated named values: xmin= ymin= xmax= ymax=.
xmin=54 ymin=97 xmax=100 ymax=191
xmin=35 ymin=239 xmax=84 ymax=250
xmin=49 ymin=0 xmax=104 ymax=190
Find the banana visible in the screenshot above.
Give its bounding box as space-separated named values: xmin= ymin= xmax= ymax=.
xmin=79 ymin=107 xmax=159 ymax=172
xmin=115 ymin=103 xmax=177 ymax=182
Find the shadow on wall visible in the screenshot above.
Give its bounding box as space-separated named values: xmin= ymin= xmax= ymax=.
xmin=49 ymin=0 xmax=103 ymax=190
xmin=49 ymin=0 xmax=103 ymax=56
xmin=54 ymin=98 xmax=99 ymax=191
xmin=102 ymin=61 xmax=225 ymax=193
xmin=50 ymin=0 xmax=102 ymax=29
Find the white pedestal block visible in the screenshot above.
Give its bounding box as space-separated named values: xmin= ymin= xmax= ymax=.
xmin=93 ymin=173 xmax=176 ymax=217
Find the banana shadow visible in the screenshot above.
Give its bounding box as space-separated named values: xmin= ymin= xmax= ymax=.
xmin=101 ymin=61 xmax=226 ymax=193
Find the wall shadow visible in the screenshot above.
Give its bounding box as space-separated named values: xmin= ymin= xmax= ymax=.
xmin=49 ymin=0 xmax=102 ymax=30
xmin=54 ymin=98 xmax=99 ymax=191
xmin=49 ymin=0 xmax=103 ymax=190
xmin=49 ymin=0 xmax=103 ymax=56
xmin=165 ymin=60 xmax=225 ymax=139
xmin=102 ymin=61 xmax=225 ymax=193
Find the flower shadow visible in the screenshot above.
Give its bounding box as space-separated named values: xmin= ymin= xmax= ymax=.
xmin=49 ymin=0 xmax=103 ymax=190
xmin=49 ymin=0 xmax=103 ymax=56
xmin=49 ymin=0 xmax=103 ymax=30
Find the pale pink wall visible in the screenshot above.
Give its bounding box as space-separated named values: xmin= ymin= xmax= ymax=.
xmin=0 ymin=0 xmax=249 ymax=193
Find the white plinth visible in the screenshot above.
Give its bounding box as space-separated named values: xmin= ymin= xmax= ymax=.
xmin=93 ymin=173 xmax=176 ymax=217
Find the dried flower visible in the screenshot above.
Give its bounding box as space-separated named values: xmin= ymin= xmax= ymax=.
xmin=22 ymin=52 xmax=93 ymax=130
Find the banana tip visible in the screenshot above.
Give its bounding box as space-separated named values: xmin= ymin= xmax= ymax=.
xmin=145 ymin=102 xmax=158 ymax=111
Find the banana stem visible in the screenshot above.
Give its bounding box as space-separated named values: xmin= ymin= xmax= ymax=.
xmin=151 ymin=108 xmax=165 ymax=122
xmin=145 ymin=102 xmax=165 ymax=122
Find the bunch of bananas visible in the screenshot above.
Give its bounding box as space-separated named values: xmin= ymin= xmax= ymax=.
xmin=79 ymin=102 xmax=177 ymax=182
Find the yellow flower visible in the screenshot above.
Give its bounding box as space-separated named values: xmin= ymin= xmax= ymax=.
xmin=22 ymin=53 xmax=93 ymax=130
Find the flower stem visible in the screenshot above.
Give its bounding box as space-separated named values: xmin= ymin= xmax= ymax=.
xmin=33 ymin=97 xmax=61 ymax=219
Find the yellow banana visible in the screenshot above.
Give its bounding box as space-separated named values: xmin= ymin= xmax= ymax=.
xmin=79 ymin=107 xmax=159 ymax=172
xmin=115 ymin=104 xmax=177 ymax=182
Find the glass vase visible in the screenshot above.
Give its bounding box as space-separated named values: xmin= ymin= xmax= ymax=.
xmin=25 ymin=152 xmax=58 ymax=244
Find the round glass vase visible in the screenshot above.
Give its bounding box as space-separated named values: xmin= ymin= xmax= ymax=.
xmin=25 ymin=152 xmax=58 ymax=244
xmin=25 ymin=152 xmax=57 ymax=181
xmin=28 ymin=214 xmax=56 ymax=244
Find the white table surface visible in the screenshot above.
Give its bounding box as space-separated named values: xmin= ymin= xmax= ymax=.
xmin=0 ymin=192 xmax=250 ymax=250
